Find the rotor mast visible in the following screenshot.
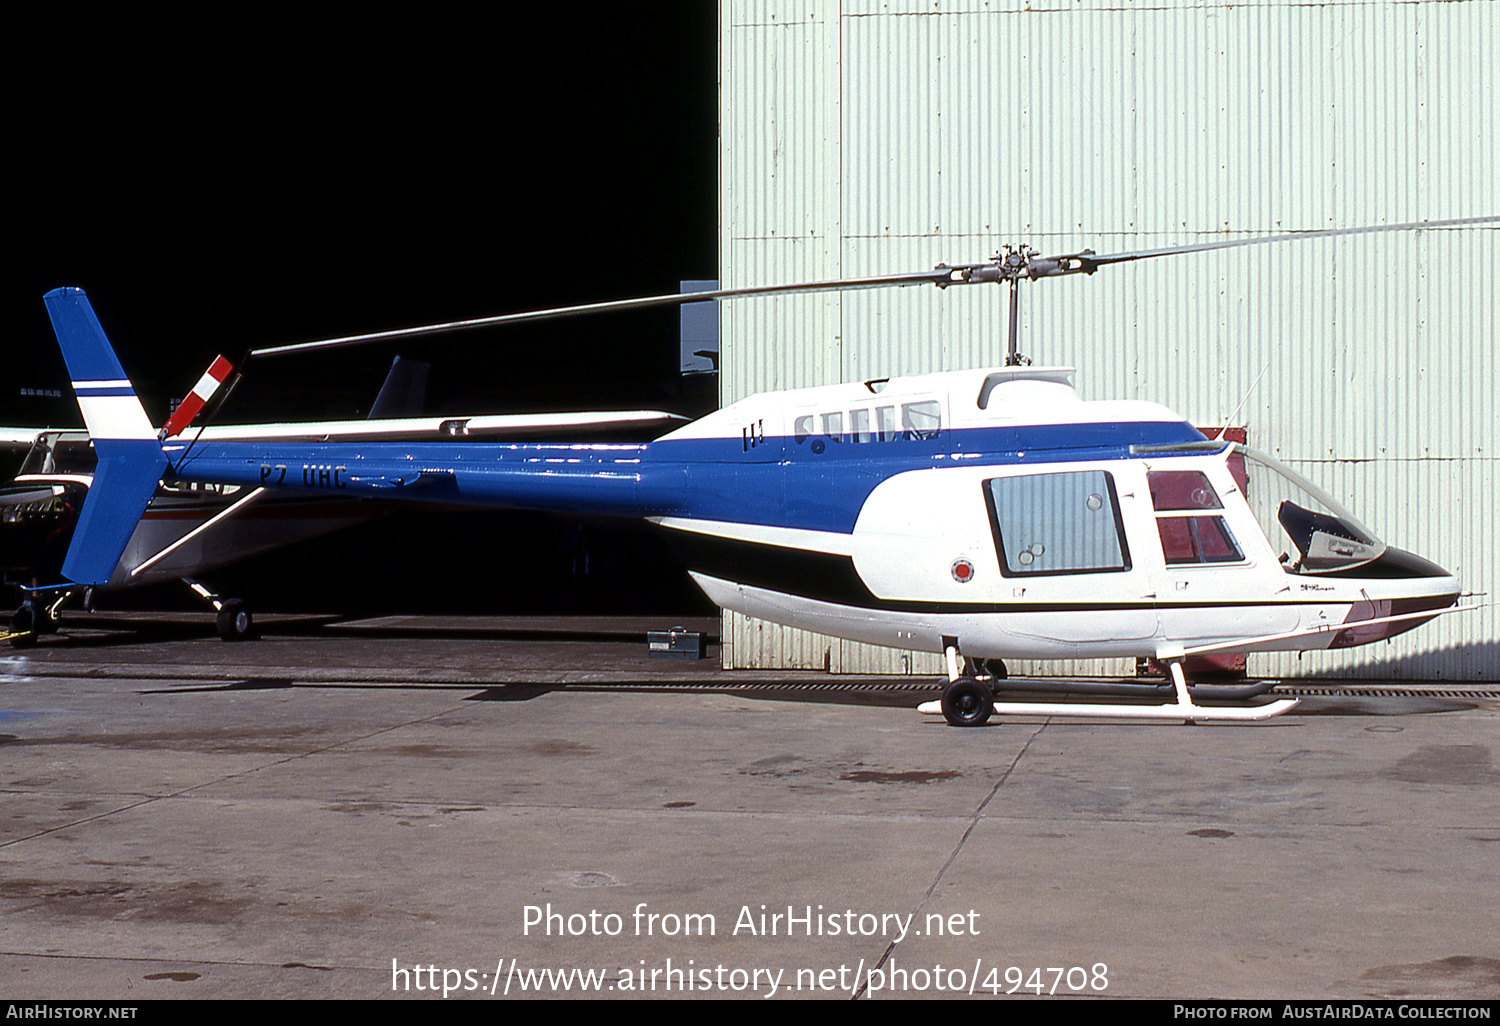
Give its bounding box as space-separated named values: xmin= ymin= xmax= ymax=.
xmin=937 ymin=245 xmax=1100 ymax=366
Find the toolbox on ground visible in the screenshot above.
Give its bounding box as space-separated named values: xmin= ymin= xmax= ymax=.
xmin=647 ymin=626 xmax=703 ymax=659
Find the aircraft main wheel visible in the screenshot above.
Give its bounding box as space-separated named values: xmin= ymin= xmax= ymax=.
xmin=982 ymin=658 xmax=1008 ymax=680
xmin=941 ymin=677 xmax=993 ymax=727
xmin=215 ymin=600 xmax=254 ymax=642
xmin=9 ymin=603 xmax=37 ymax=648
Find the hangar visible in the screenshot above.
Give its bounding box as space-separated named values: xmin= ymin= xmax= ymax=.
xmin=715 ymin=0 xmax=1497 ymax=678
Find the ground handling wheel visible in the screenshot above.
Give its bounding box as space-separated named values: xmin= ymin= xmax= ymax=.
xmin=941 ymin=676 xmax=993 ymax=727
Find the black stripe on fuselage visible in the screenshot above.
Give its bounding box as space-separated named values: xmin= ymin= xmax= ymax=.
xmin=662 ymin=529 xmax=877 ymax=607
xmin=661 ymin=530 xmax=1450 ymax=615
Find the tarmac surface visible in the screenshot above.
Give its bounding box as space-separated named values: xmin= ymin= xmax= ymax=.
xmin=1 ymin=612 xmax=1497 ymax=1001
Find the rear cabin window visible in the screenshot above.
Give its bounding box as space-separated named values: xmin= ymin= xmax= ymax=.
xmin=821 ymin=412 xmax=844 ymax=442
xmin=793 ymin=399 xmax=941 ymax=446
xmin=1148 ymin=470 xmax=1244 ymax=564
xmin=985 ymin=471 xmax=1130 ymax=576
xmin=902 ymin=400 xmax=941 ymax=440
xmin=849 ymin=408 xmax=872 ymax=443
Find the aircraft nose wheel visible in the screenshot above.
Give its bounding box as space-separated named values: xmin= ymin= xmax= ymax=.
xmin=941 ymin=677 xmax=994 ymax=727
xmin=215 ymin=599 xmax=255 ymax=641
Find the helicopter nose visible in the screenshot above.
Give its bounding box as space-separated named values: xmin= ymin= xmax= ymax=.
xmin=1326 ymin=546 xmax=1460 ymax=649
xmin=1367 ymin=546 xmax=1458 ymax=583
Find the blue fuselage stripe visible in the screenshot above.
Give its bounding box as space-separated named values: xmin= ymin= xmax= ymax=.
xmin=73 ymin=386 xmax=139 ymax=397
xmin=167 ymin=420 xmax=1204 ymax=533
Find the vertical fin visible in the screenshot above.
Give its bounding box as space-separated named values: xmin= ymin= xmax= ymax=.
xmin=43 ymin=287 xmax=169 ymax=585
xmin=368 ymin=356 xmax=431 ymax=419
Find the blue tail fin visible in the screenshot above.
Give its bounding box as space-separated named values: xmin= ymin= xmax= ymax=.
xmin=43 ymin=287 xmax=169 ymax=585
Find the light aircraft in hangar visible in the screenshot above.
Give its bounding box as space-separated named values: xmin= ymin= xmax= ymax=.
xmin=1 ymin=355 xmax=685 ymax=646
xmin=33 ymin=216 xmax=1491 ymax=723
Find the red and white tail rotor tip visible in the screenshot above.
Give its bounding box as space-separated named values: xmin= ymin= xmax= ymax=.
xmin=159 ymin=355 xmax=234 ymax=439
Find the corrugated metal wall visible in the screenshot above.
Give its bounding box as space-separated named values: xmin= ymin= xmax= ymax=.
xmin=719 ymin=0 xmax=1499 ymax=679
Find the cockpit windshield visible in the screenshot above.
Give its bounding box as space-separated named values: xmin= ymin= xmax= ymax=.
xmin=18 ymin=431 xmax=97 ymax=478
xmin=1235 ymin=445 xmax=1385 ymax=574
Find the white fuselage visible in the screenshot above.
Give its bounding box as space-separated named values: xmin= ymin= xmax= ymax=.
xmin=653 ymin=368 xmax=1458 ymax=661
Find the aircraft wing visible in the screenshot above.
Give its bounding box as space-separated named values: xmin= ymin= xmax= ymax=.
xmin=1 ymin=428 xmax=48 ymax=449
xmin=182 ymin=410 xmax=688 ymax=443
xmin=5 ymin=411 xmax=688 ymax=450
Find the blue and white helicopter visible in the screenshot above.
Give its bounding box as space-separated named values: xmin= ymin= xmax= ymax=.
xmin=38 ymin=219 xmax=1484 ymax=725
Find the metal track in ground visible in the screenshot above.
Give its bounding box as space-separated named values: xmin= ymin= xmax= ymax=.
xmin=1273 ymin=683 xmax=1500 ymax=700
xmin=6 ymin=659 xmax=1498 ymax=698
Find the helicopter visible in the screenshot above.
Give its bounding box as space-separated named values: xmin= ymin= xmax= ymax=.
xmin=34 ymin=217 xmax=1487 ymax=725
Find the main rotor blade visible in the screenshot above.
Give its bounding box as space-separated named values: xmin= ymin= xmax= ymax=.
xmin=250 ymin=215 xmax=1497 ymax=358
xmin=1075 ymin=214 xmax=1498 ymax=270
xmin=250 ymin=267 xmax=974 ymax=358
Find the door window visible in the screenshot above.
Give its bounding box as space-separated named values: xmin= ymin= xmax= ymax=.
xmin=1148 ymin=470 xmax=1244 ymax=564
xmin=985 ymin=470 xmax=1130 ymax=576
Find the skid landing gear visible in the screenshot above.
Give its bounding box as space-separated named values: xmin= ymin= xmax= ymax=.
xmin=923 ymin=642 xmax=1298 ymax=725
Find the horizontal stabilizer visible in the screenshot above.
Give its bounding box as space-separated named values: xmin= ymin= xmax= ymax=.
xmin=1 ymin=427 xmax=45 ymax=449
